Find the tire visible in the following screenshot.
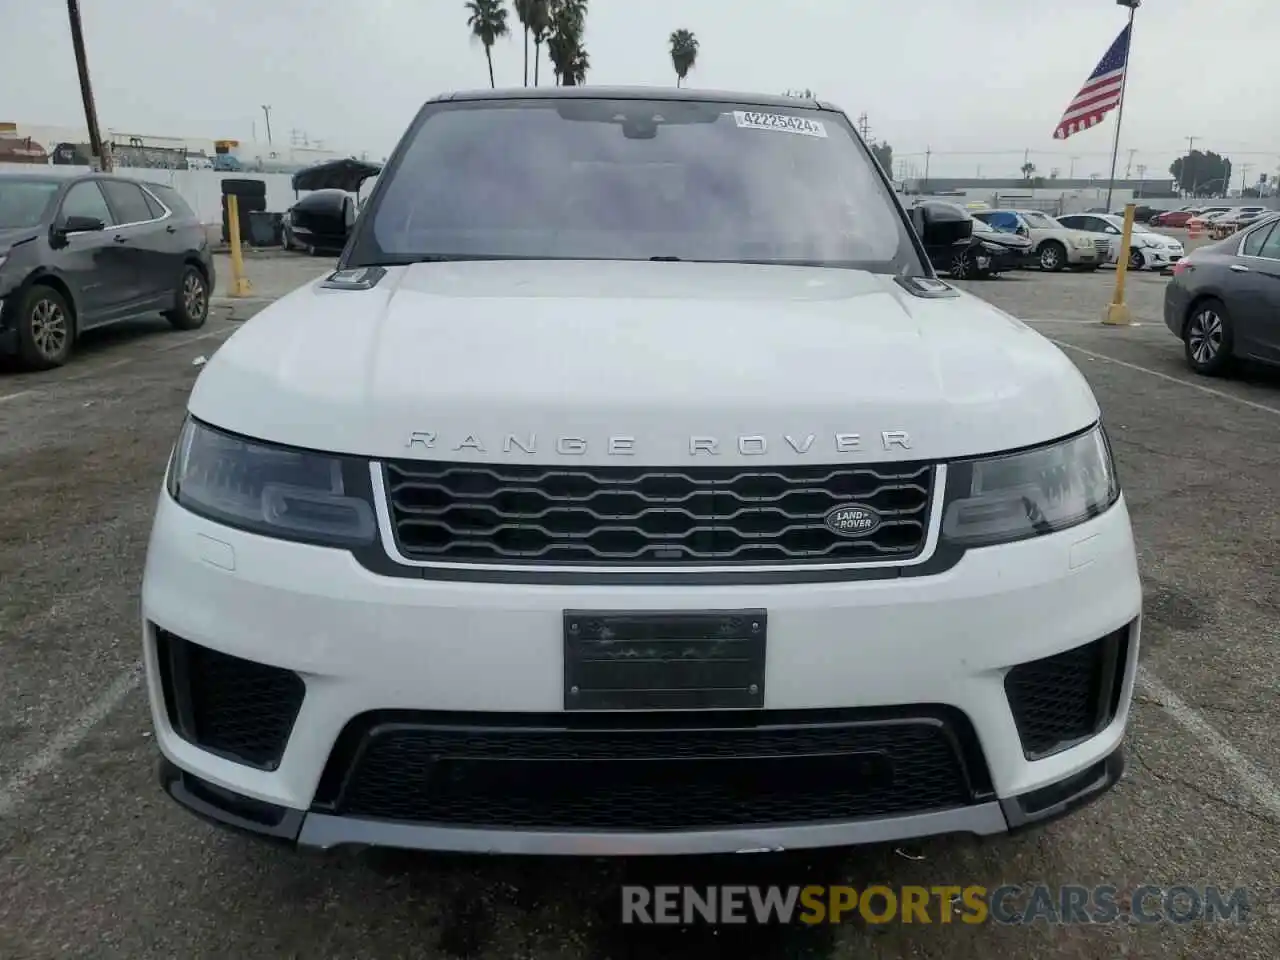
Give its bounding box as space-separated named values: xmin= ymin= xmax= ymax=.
xmin=164 ymin=264 xmax=210 ymax=331
xmin=220 ymin=178 xmax=267 ymax=198
xmin=15 ymin=284 xmax=74 ymax=370
xmin=1038 ymin=241 xmax=1066 ymax=272
xmin=1128 ymin=248 xmax=1146 ymax=271
xmin=949 ymin=249 xmax=972 ymax=280
xmin=1183 ymin=298 xmax=1234 ymax=377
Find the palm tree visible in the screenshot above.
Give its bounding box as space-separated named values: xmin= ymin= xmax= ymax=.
xmin=567 ymin=46 xmax=589 ymax=86
xmin=529 ymin=0 xmax=550 ymax=84
xmin=669 ymin=29 xmax=698 ymax=88
xmin=465 ymin=0 xmax=510 ymax=89
xmin=546 ymin=0 xmax=587 ymax=86
xmin=513 ymin=0 xmax=535 ymax=86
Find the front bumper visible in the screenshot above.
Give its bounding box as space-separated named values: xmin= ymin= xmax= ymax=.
xmin=142 ymin=489 xmax=1142 ymax=855
xmin=1065 ymin=246 xmax=1101 ymax=265
xmin=1139 ymin=246 xmax=1184 ymax=270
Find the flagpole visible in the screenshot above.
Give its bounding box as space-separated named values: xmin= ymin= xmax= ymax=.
xmin=1105 ymin=1 xmax=1140 ymax=211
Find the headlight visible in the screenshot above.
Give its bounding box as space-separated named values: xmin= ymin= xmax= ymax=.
xmin=980 ymin=241 xmax=1004 ymax=253
xmin=941 ymin=426 xmax=1119 ymax=547
xmin=1071 ymin=237 xmax=1093 ymax=250
xmin=166 ymin=418 xmax=377 ymax=547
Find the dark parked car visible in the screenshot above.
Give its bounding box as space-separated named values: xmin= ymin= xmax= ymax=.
xmin=282 ymin=158 xmax=381 ymax=256
xmin=912 ymin=201 xmax=1028 ymax=279
xmin=0 ymin=173 xmax=215 ymax=369
xmin=1108 ymin=205 xmax=1160 ymax=223
xmin=1164 ymin=213 xmax=1280 ymax=376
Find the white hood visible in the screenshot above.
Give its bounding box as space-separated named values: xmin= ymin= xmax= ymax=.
xmin=189 ymin=260 xmax=1099 ymax=465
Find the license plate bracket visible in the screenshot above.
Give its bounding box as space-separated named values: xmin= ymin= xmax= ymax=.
xmin=563 ymin=609 xmax=766 ymax=711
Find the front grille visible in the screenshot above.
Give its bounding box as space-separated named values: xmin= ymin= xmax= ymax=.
xmin=382 ymin=460 xmax=934 ymax=565
xmin=1005 ymin=626 xmax=1131 ymax=760
xmin=154 ymin=629 xmax=305 ymax=770
xmin=314 ymin=708 xmax=991 ymax=830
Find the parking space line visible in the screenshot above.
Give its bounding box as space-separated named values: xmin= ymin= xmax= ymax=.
xmin=0 ymin=390 xmax=35 ymax=404
xmin=145 ymin=326 xmax=237 ymax=354
xmin=1137 ymin=666 xmax=1280 ymax=820
xmin=0 ymin=664 xmax=142 ymax=820
xmin=1049 ymin=339 xmax=1280 ymax=417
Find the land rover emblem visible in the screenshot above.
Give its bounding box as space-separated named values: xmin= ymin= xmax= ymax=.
xmin=823 ymin=504 xmax=882 ymax=538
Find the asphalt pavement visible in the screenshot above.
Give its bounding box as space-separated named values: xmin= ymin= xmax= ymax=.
xmin=1 ymin=253 xmax=1277 ymax=959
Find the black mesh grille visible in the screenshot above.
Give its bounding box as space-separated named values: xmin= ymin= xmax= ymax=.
xmin=317 ymin=709 xmax=990 ymax=830
xmin=1005 ymin=627 xmax=1130 ymax=760
xmin=382 ymin=460 xmax=934 ymax=565
xmin=155 ymin=629 xmax=305 ymax=770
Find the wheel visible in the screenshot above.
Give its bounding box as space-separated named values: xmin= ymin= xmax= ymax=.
xmin=15 ymin=285 xmax=74 ymax=369
xmin=1128 ymin=248 xmax=1146 ymax=271
xmin=165 ymin=265 xmax=210 ymax=331
xmin=1038 ymin=241 xmax=1066 ymax=272
xmin=949 ymin=250 xmax=972 ymax=280
xmin=1183 ymin=298 xmax=1234 ymax=376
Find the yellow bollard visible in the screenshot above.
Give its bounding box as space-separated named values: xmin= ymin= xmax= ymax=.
xmin=226 ymin=193 xmax=253 ymax=297
xmin=1102 ymin=202 xmax=1137 ymax=326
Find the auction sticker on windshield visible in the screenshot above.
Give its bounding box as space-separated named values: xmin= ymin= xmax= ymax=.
xmin=733 ymin=111 xmax=828 ymax=138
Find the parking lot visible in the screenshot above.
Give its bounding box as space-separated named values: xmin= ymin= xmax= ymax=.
xmin=1 ymin=251 xmax=1278 ymax=959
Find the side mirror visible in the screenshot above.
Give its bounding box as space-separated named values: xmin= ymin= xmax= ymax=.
xmin=912 ymin=204 xmax=973 ymax=247
xmin=50 ymin=215 xmax=105 ymax=249
xmin=52 ymin=214 xmax=106 ymax=241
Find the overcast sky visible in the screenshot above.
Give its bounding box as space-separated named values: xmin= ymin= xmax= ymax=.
xmin=6 ymin=0 xmax=1279 ymax=179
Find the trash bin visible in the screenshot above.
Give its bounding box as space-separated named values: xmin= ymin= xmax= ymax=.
xmin=248 ymin=211 xmax=282 ymax=247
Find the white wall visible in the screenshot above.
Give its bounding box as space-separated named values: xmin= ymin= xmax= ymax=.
xmin=0 ymin=162 xmax=300 ymax=224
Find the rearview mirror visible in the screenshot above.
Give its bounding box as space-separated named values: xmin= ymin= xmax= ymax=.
xmin=912 ymin=203 xmax=973 ymax=247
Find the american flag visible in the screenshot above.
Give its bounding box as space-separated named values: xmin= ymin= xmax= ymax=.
xmin=1053 ymin=23 xmax=1131 ymax=140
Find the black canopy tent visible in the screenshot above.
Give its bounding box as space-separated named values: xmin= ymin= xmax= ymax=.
xmin=290 ymin=157 xmax=382 ymax=199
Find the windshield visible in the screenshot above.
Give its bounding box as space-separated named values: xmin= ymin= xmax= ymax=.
xmin=0 ymin=179 xmax=60 ymax=229
xmin=350 ymin=98 xmax=920 ymax=273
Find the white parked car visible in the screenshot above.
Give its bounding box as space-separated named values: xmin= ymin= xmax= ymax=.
xmin=1057 ymin=213 xmax=1186 ymax=271
xmin=972 ymin=209 xmax=1106 ymax=272
xmin=143 ymin=87 xmax=1141 ymax=857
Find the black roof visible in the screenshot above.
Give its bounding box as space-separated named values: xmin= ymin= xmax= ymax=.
xmin=433 ymin=85 xmax=837 ymax=111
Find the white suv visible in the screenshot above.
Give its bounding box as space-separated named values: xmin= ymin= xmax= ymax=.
xmin=143 ymin=88 xmax=1141 ymax=856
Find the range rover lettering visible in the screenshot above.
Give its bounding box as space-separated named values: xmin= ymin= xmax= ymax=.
xmin=144 ymin=87 xmax=1141 ymax=856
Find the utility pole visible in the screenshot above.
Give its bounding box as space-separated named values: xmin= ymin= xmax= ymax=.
xmin=1239 ymin=163 xmax=1251 ymax=196
xmin=1135 ymin=163 xmax=1146 ymax=197
xmin=1186 ymin=135 xmax=1199 ymax=196
xmin=261 ymin=105 xmax=273 ymax=144
xmin=855 ymin=112 xmax=871 ymax=141
xmin=1070 ymin=155 xmax=1081 ymax=180
xmin=1125 ymin=148 xmax=1137 ymax=179
xmin=923 ymin=146 xmax=931 ymax=193
xmin=66 ymin=0 xmax=110 ymax=171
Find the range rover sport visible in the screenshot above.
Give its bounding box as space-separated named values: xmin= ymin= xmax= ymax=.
xmin=143 ymin=87 xmax=1141 ymax=855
